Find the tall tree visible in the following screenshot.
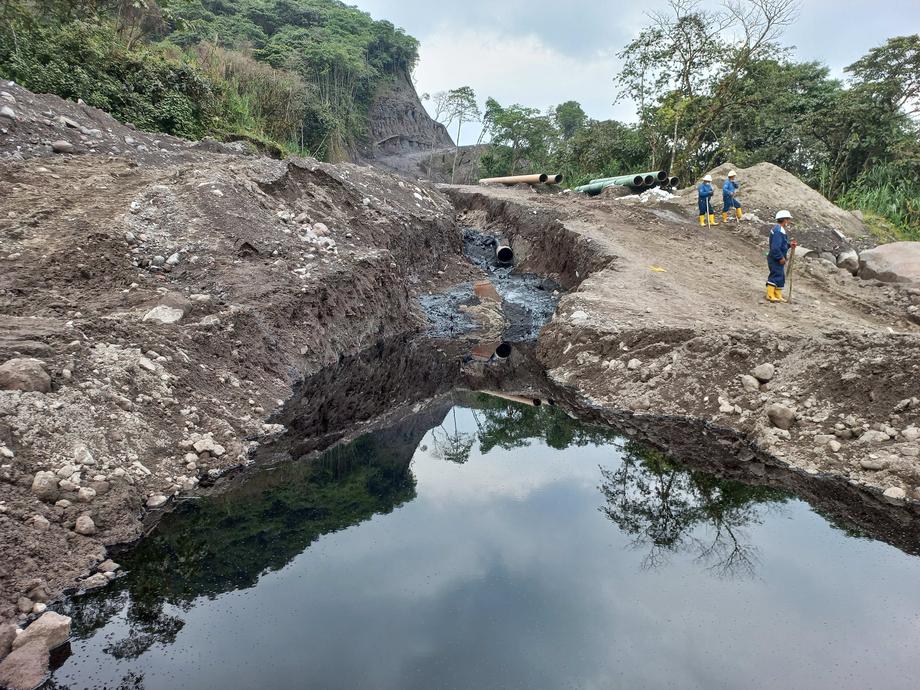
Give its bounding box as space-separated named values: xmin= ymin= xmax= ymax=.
xmin=442 ymin=86 xmax=480 ymax=183
xmin=554 ymin=100 xmax=587 ymax=140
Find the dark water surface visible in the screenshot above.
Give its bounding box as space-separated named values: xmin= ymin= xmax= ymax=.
xmin=48 ymin=396 xmax=920 ymax=690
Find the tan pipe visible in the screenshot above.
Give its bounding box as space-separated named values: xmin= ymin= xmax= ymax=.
xmin=469 ymin=341 xmax=512 ymax=361
xmin=479 ymin=173 xmax=549 ymax=186
xmin=480 ymin=390 xmax=544 ymax=407
xmin=545 ymin=174 xmax=564 ymax=185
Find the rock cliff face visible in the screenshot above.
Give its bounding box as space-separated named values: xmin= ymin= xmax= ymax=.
xmin=364 ymin=69 xmax=454 ymax=157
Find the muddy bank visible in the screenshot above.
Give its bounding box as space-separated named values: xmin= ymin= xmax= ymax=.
xmin=444 ymin=185 xmax=920 ymax=508
xmin=0 ymin=81 xmax=482 ymax=629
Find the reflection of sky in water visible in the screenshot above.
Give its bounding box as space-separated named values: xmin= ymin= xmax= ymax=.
xmin=52 ymin=406 xmax=920 ymax=690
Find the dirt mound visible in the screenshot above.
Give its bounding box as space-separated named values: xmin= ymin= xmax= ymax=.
xmin=675 ymin=162 xmax=872 ymax=252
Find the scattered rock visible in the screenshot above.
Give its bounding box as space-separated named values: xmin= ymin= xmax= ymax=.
xmin=98 ymin=560 xmax=120 ymax=573
xmin=0 ymin=623 xmax=15 ymax=658
xmin=828 ymin=440 xmax=842 ymax=453
xmin=858 ymin=430 xmax=889 ymax=444
xmin=902 ymin=427 xmax=919 ymax=442
xmin=199 ymin=315 xmax=221 ymax=329
xmin=31 ymin=515 xmax=50 ymax=531
xmin=858 ymin=242 xmax=920 ymax=284
xmin=17 ymin=598 xmax=32 ymax=615
xmin=76 ymin=487 xmax=96 ymax=503
xmin=80 ymin=573 xmax=109 ymax=590
xmin=751 ymin=363 xmax=775 ymax=383
xmin=0 ymin=358 xmax=51 ymax=393
xmin=51 ymin=140 xmax=74 ymax=154
xmin=30 ymin=472 xmax=59 ymax=502
xmin=73 ymin=445 xmax=95 ymax=466
xmin=142 ymin=305 xmax=184 ymax=325
xmin=193 ymin=438 xmax=226 ymax=456
xmin=740 ymin=374 xmax=760 ymax=393
xmin=836 ymin=249 xmax=859 ymax=275
xmin=0 ymin=640 xmax=50 ymax=690
xmin=766 ymin=403 xmax=795 ymax=430
xmin=74 ymin=514 xmax=96 ymax=536
xmin=11 ymin=611 xmax=71 ymax=652
xmin=860 ymin=457 xmax=887 ymax=471
xmin=627 ymin=358 xmax=641 ymax=370
xmin=0 ymin=105 xmax=16 ymax=121
xmin=146 ymin=494 xmax=168 ymax=509
xmin=883 ymin=486 xmax=907 ymax=504
xmin=570 ymin=310 xmax=588 ymax=322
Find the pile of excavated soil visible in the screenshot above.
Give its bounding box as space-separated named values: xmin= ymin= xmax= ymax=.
xmin=0 ymin=82 xmax=481 ymax=630
xmin=675 ymin=162 xmax=872 ymax=253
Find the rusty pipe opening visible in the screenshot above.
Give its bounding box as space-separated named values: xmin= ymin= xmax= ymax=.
xmin=496 ymin=244 xmax=514 ymax=265
xmin=643 ymin=174 xmax=655 ymax=186
xmin=494 ymin=342 xmax=512 ymax=359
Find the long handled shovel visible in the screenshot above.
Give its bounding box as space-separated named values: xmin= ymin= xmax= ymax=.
xmin=785 ymin=241 xmax=797 ymax=303
xmin=706 ymin=198 xmax=712 ymax=229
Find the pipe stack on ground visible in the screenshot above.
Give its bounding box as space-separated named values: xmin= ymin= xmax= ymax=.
xmin=575 ymin=169 xmax=672 ymax=196
xmin=479 ymin=173 xmax=564 ymax=186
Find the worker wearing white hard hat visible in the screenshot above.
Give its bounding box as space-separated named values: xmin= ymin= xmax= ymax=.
xmin=697 ymin=175 xmax=718 ymax=227
xmin=766 ymin=210 xmax=795 ymax=302
xmin=722 ymin=170 xmax=742 ymax=223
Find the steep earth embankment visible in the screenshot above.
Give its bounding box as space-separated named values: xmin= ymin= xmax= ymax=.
xmin=363 ymin=69 xmax=453 ymax=158
xmin=0 ymin=81 xmax=477 ymax=629
xmin=444 ymin=184 xmax=920 ymax=513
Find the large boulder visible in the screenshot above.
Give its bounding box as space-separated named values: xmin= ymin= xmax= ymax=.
xmin=11 ymin=611 xmax=71 ymax=652
xmin=0 ymin=640 xmax=49 ymax=690
xmin=0 ymin=623 xmax=16 ymax=659
xmin=858 ymin=242 xmax=920 ymax=284
xmin=0 ymin=358 xmax=51 ymax=393
xmin=30 ymin=472 xmax=59 ymax=502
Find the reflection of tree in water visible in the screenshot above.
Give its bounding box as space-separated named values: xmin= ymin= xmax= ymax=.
xmin=431 ymin=394 xmax=622 ymax=464
xmin=599 ymin=441 xmax=791 ymax=578
xmin=58 ymin=424 xmax=419 ymax=663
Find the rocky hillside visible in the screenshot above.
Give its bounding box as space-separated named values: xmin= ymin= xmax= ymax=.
xmin=363 ymin=69 xmax=454 ymax=158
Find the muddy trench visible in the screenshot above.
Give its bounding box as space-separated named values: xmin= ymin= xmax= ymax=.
xmin=12 ymin=190 xmax=920 ymax=689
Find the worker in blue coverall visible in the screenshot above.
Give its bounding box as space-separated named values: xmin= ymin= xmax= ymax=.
xmin=722 ymin=170 xmax=742 ymax=223
xmin=766 ymin=210 xmax=795 ymax=302
xmin=697 ymin=174 xmax=718 ymax=226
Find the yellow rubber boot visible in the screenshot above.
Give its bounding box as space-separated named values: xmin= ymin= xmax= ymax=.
xmin=766 ymin=286 xmax=777 ymax=302
xmin=722 ymin=211 xmax=728 ymax=223
xmin=709 ymin=214 xmax=719 ymax=226
xmin=736 ymin=207 xmax=743 ymax=220
xmin=776 ymin=287 xmax=788 ymax=303
xmin=698 ymin=215 xmax=706 ymax=227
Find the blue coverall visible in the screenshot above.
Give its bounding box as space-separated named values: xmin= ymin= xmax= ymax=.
xmin=767 ymin=224 xmax=790 ymax=289
xmin=723 ymin=179 xmax=741 ymax=212
xmin=698 ymin=183 xmax=715 ymax=215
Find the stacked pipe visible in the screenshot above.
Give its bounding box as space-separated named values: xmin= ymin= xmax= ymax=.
xmin=479 ymin=173 xmax=564 ymax=186
xmin=575 ymin=169 xmax=679 ymax=197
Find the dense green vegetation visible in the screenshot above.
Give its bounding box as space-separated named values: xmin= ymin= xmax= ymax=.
xmin=462 ymin=4 xmax=919 ymax=238
xmin=0 ymin=0 xmax=418 ymax=158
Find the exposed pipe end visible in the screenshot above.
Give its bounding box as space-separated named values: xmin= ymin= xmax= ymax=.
xmin=538 ymin=173 xmax=549 ymax=183
xmin=643 ymin=175 xmax=655 ymax=186
xmin=532 ymin=398 xmax=542 ymax=407
xmin=632 ymin=175 xmax=644 ymax=186
xmin=496 ymin=245 xmax=514 ymax=265
xmin=670 ymin=176 xmax=680 ymax=189
xmin=656 ymin=170 xmax=669 ymax=182
xmin=547 ymin=174 xmax=563 ymax=184
xmin=494 ymin=342 xmax=512 ymax=359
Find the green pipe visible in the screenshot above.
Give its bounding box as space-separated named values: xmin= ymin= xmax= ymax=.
xmin=575 ymin=180 xmax=647 ymax=196
xmin=589 ymin=174 xmax=644 ymax=186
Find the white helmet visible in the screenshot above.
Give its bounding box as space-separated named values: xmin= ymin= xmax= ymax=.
xmin=776 ymin=210 xmax=793 ymax=221
xmin=728 ymin=170 xmax=737 ymax=177
xmin=703 ymin=175 xmax=713 ymax=182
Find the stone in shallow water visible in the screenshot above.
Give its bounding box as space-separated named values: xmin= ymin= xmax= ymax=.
xmin=0 ymin=640 xmax=50 ymax=690
xmin=12 ymin=611 xmax=71 ymax=651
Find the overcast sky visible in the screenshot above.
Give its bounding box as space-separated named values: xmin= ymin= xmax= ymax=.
xmin=352 ymin=0 xmax=920 ymax=144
